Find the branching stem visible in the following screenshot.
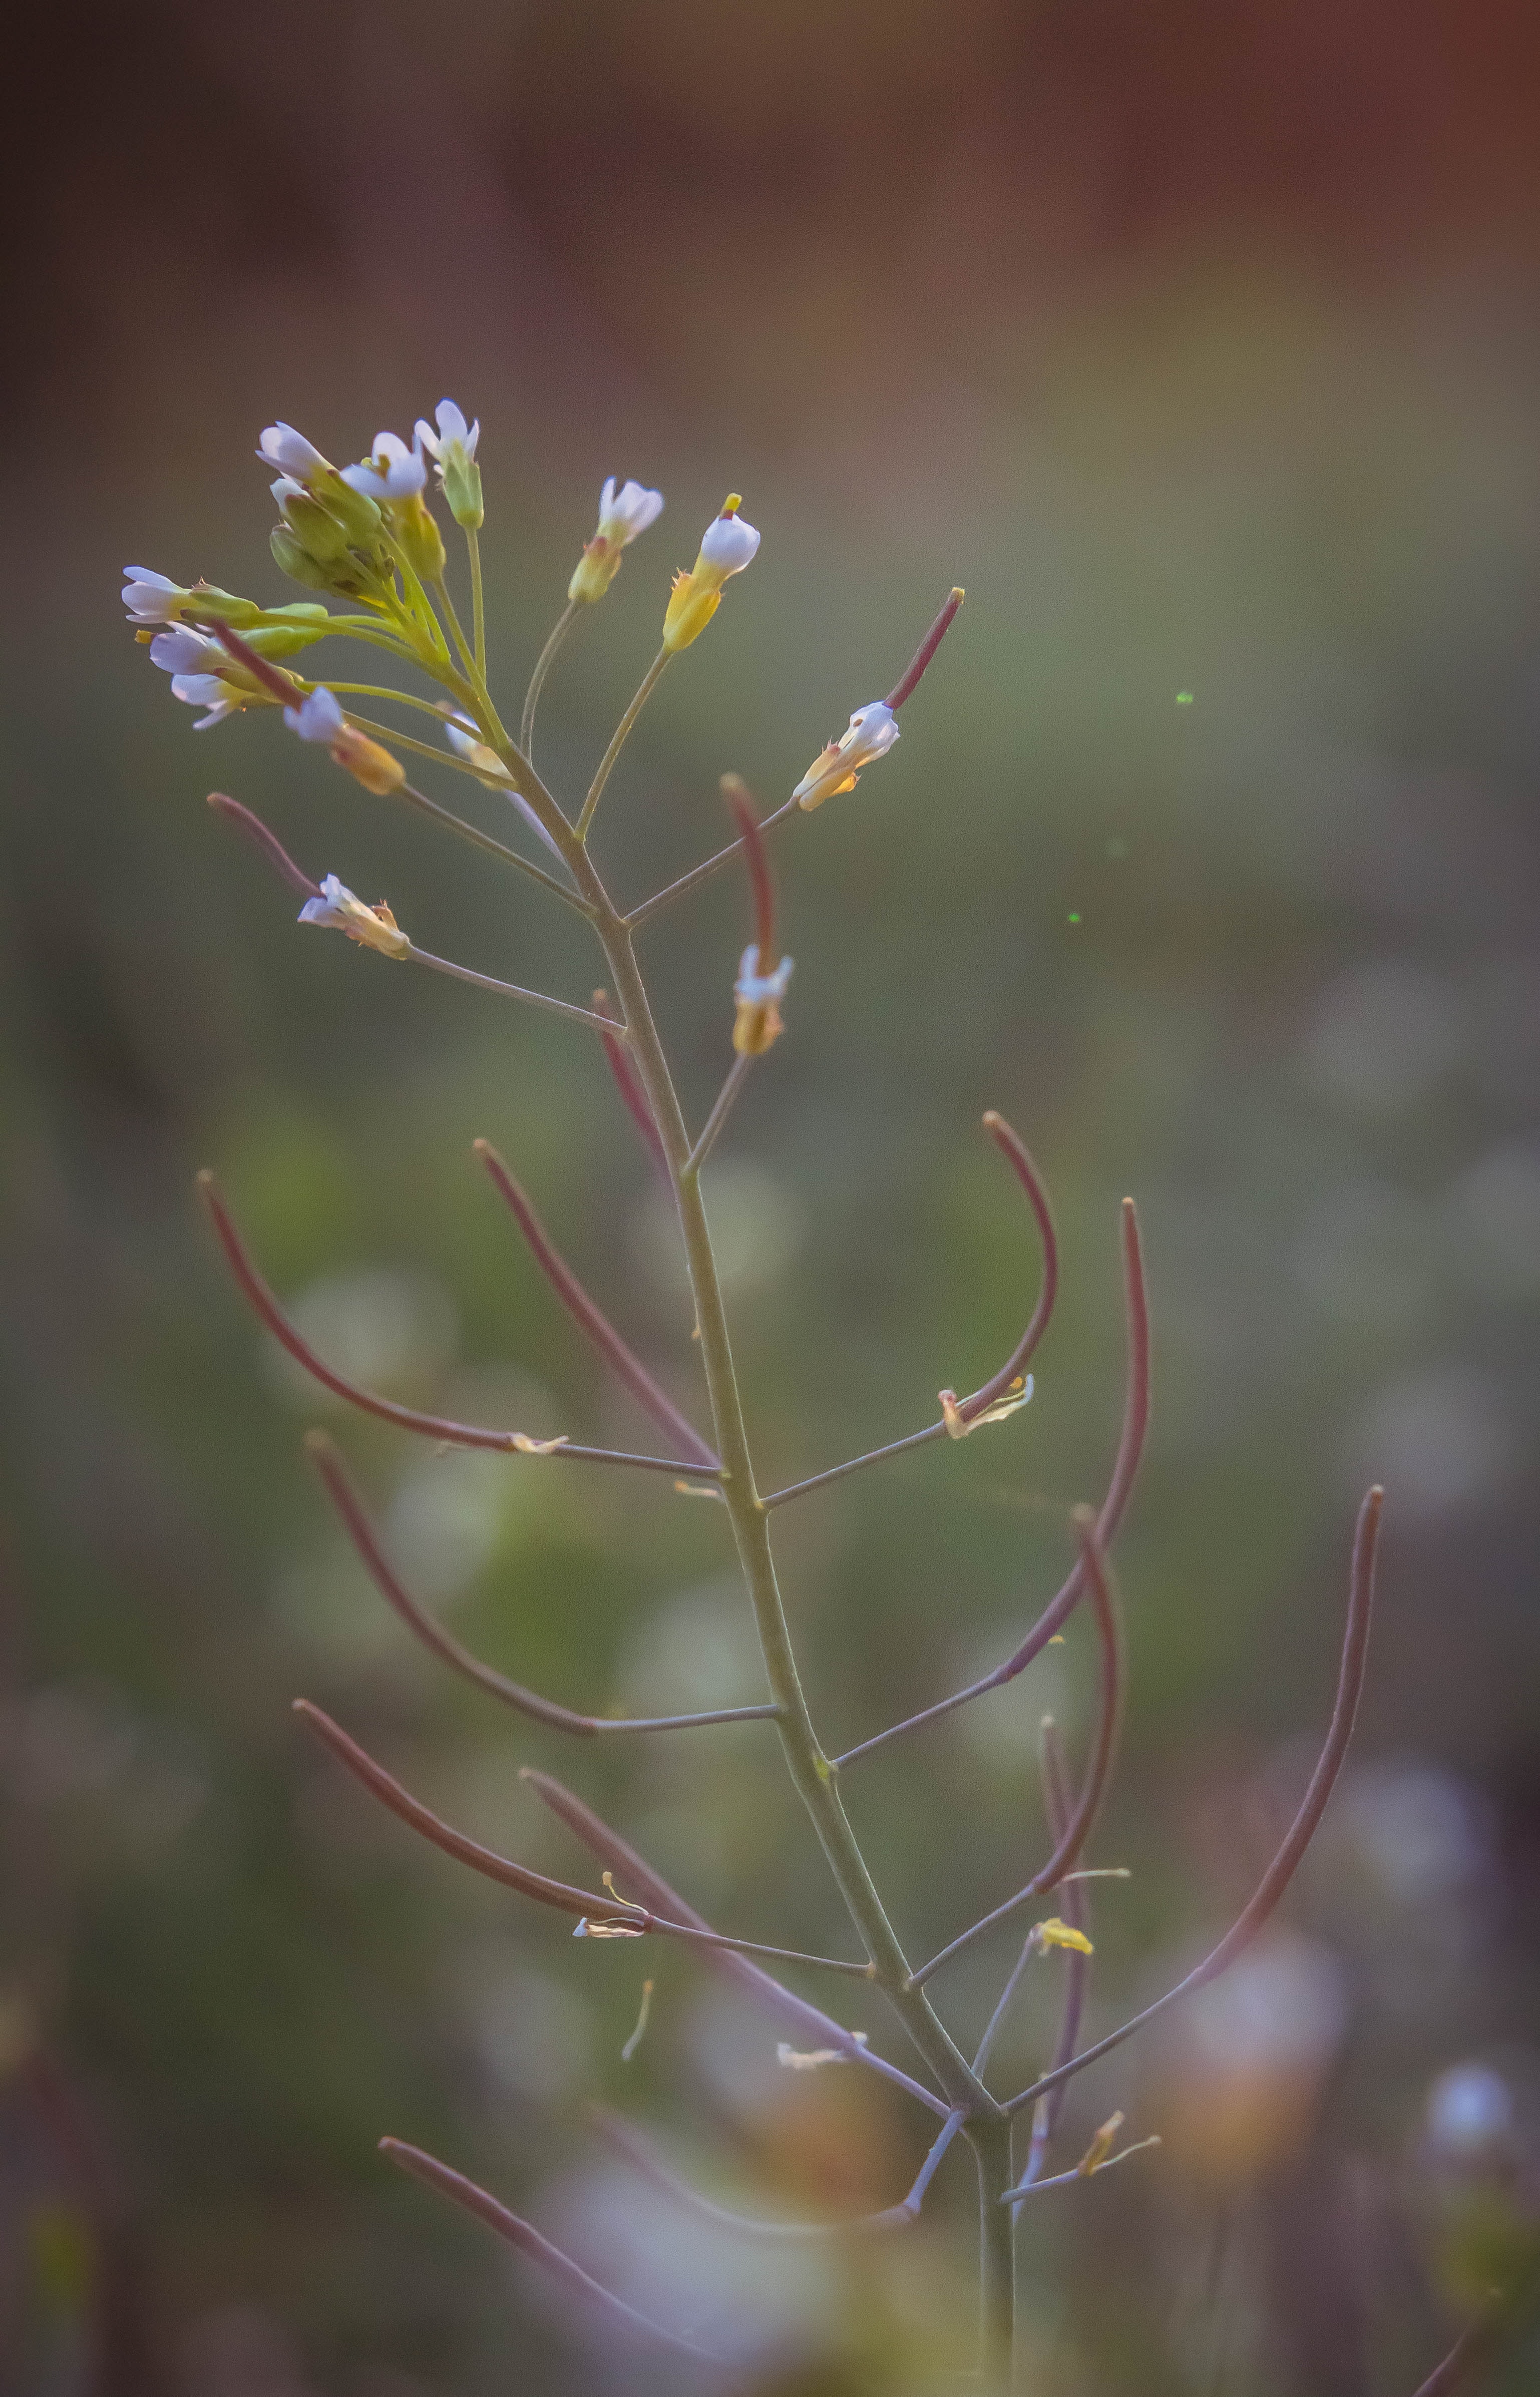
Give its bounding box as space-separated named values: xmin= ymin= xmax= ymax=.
xmin=578 ymin=647 xmax=670 ymax=839
xmin=522 ymin=597 xmax=581 ymax=756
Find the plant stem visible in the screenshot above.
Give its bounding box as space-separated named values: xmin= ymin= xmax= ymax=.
xmin=467 ymin=529 xmax=487 ymax=678
xmin=432 ymin=576 xmax=478 ymax=679
xmin=969 ymin=2114 xmax=1017 ymax=2392
xmin=592 ymin=911 xmax=997 ymax=2133
xmin=577 ymin=649 xmax=669 ymax=840
xmin=522 ymin=597 xmax=581 ymax=758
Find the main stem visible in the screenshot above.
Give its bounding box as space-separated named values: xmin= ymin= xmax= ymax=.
xmin=594 ymin=915 xmax=1001 ymax=2127
xmin=468 ymin=680 xmax=1012 ymax=2365
xmin=970 ymin=2115 xmax=1017 ymax=2392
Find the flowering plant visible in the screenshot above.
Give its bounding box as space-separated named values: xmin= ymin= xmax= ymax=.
xmin=126 ymin=402 xmax=1481 ymax=2395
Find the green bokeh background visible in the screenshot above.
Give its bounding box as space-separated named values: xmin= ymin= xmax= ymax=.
xmin=4 ymin=3 xmax=1539 ymax=2389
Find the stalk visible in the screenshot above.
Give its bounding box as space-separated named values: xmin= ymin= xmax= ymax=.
xmin=969 ymin=2114 xmax=1017 ymax=2391
xmin=594 ymin=910 xmax=997 ymax=2130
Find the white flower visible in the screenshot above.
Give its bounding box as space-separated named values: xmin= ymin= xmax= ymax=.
xmin=150 ymin=628 xmax=222 ymax=675
xmin=662 ymin=496 xmax=761 ymax=651
xmin=171 ymin=673 xmax=239 ymax=729
xmin=340 ymin=430 xmax=428 ymax=502
xmin=297 ymin=873 xmax=411 ymax=960
xmin=121 ymin=566 xmax=187 ymax=623
xmin=793 ymin=699 xmax=900 ymax=811
xmin=258 ymin=423 xmax=332 ymax=481
xmin=568 ymin=477 xmax=666 ymax=603
xmin=284 ymin=686 xmax=347 ymax=743
xmin=598 ymin=476 xmax=664 ymax=545
xmin=414 ymin=400 xmax=482 ymax=528
xmin=415 ymin=399 xmax=479 ymax=462
xmin=699 ymin=510 xmax=760 ymax=574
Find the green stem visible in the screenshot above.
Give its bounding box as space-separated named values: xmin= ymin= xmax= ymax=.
xmin=576 ymin=649 xmax=669 ymax=840
xmin=432 ymin=575 xmax=477 ymax=679
xmin=322 ymin=683 xmax=463 ymax=720
xmin=522 ymin=597 xmax=581 ymax=758
xmin=467 ymin=529 xmax=487 ymax=678
xmin=336 ymin=710 xmax=493 ymax=778
xmin=592 ymin=911 xmax=995 ymax=2125
xmin=970 ymin=2116 xmax=1017 ymax=2391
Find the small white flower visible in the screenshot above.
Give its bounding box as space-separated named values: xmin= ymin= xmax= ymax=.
xmin=284 ymin=686 xmax=347 ymax=743
xmin=150 ymin=628 xmax=222 ymax=675
xmin=415 ymin=399 xmax=479 ymax=462
xmin=170 ymin=673 xmax=239 ymax=729
xmin=297 ymin=873 xmax=411 ymax=960
xmin=340 ymin=430 xmax=428 ymax=502
xmin=598 ymin=476 xmax=664 ymax=545
xmin=699 ymin=511 xmax=761 ymax=574
xmin=569 ymin=477 xmax=665 ymax=603
xmin=121 ymin=566 xmax=187 ymax=623
xmin=258 ymin=423 xmax=332 ymax=481
xmin=793 ymin=699 xmax=900 ymax=811
xmin=734 ymin=945 xmax=794 ymax=1009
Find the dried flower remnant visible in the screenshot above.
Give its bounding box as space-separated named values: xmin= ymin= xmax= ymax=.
xmin=284 ymin=687 xmax=405 ymax=795
xmin=731 ymin=946 xmax=794 ymax=1058
xmin=793 ymin=700 xmax=900 ymax=811
xmin=778 ymin=2035 xmax=869 ymax=2070
xmin=297 ymin=874 xmax=410 ymax=960
xmin=1035 ymin=1918 xmax=1094 ymax=1957
xmin=939 ymin=1376 xmax=1033 ymax=1439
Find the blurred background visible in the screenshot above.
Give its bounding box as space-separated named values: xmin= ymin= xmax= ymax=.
xmin=4 ymin=1 xmax=1540 ymax=2389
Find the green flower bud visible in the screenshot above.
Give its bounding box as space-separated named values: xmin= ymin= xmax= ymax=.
xmin=389 ymin=493 xmax=448 ymax=584
xmin=245 ymin=608 xmax=333 ymax=660
xmin=440 ymin=452 xmax=483 ymax=531
xmin=270 ymin=526 xmax=334 ymax=591
xmin=418 ymin=401 xmax=484 ymax=530
xmin=278 ymin=490 xmax=354 ymax=567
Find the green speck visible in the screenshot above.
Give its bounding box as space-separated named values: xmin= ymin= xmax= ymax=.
xmin=1067 ymin=911 xmax=1082 ymax=926
xmin=1176 ymin=690 xmax=1195 ymax=705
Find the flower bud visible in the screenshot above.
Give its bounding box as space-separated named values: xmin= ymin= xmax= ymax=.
xmin=568 ymin=477 xmax=665 ymax=604
xmin=297 ymin=873 xmax=410 ymax=960
xmin=662 ymin=495 xmax=760 ymax=651
xmin=732 ymin=944 xmax=793 ymax=1057
xmin=390 ymin=491 xmax=448 ymax=584
xmin=244 ymin=604 xmax=333 ymax=659
xmin=417 ymin=400 xmax=483 ymax=530
xmin=121 ymin=568 xmax=263 ymax=627
xmin=270 ymin=526 xmax=334 ymax=591
xmin=276 ymin=485 xmax=357 ymax=567
xmin=793 ymin=700 xmax=900 ymax=811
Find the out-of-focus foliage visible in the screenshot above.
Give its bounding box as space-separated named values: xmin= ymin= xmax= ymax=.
xmin=3 ymin=1 xmax=1539 ymax=2388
